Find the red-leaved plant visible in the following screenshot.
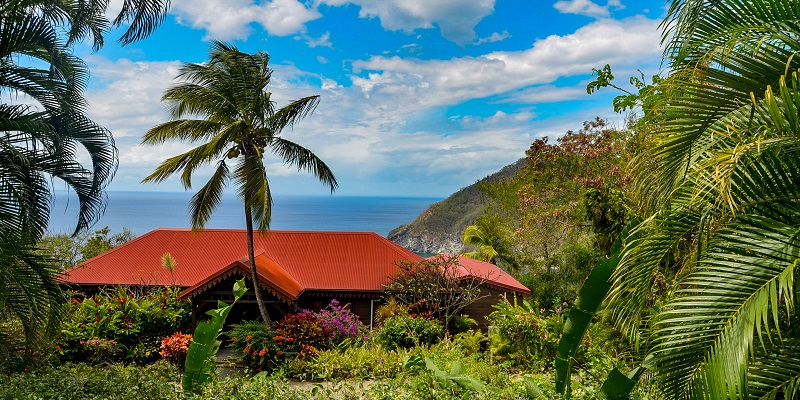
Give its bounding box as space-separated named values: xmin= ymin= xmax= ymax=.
xmin=159 ymin=332 xmax=192 ymax=364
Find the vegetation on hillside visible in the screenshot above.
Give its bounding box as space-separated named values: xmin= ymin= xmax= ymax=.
xmin=388 ymin=159 xmax=525 ymax=254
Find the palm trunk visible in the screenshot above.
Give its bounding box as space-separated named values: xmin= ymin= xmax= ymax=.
xmin=245 ymin=203 xmax=273 ymax=329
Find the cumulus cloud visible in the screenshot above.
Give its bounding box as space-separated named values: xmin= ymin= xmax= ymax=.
xmin=553 ymin=0 xmax=625 ymax=18
xmin=317 ymin=0 xmax=497 ymax=45
xmin=350 ymin=16 xmax=660 ymax=111
xmin=169 ymin=0 xmax=321 ymax=40
xmin=84 ymin=15 xmax=662 ymax=196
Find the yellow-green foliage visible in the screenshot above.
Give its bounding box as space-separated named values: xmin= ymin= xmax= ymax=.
xmin=287 ymin=340 xmax=410 ymax=380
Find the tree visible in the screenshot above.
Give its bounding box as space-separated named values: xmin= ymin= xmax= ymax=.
xmin=461 ymin=212 xmax=519 ymax=273
xmin=604 ymin=1 xmax=800 ymax=398
xmin=36 ymin=227 xmax=136 ymax=270
xmin=142 ymin=42 xmax=337 ymax=329
xmin=0 ymin=0 xmax=170 ymax=352
xmin=383 ymin=255 xmax=489 ymax=329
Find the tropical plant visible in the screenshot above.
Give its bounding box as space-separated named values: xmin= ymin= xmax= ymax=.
xmin=0 ymin=231 xmax=66 ymax=370
xmin=0 ymin=0 xmax=170 ymax=356
xmin=183 ymin=278 xmax=247 ymax=393
xmin=461 ymin=213 xmax=519 ymax=273
xmin=384 ymin=255 xmax=488 ymax=328
xmin=142 ymin=42 xmax=337 ymax=328
xmin=603 ymin=1 xmax=800 ymax=398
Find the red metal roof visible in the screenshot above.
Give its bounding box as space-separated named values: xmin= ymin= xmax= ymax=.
xmin=427 ymin=255 xmax=531 ymax=295
xmin=60 ymin=228 xmax=529 ymax=298
xmin=60 ymin=229 xmax=423 ymax=294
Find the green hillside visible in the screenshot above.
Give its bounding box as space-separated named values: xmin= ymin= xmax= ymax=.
xmin=388 ymin=158 xmax=525 ymax=254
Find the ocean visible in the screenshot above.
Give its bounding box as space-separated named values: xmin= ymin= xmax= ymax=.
xmin=46 ymin=191 xmax=440 ymax=238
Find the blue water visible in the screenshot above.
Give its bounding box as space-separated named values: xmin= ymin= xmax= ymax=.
xmin=47 ymin=191 xmax=440 ymax=237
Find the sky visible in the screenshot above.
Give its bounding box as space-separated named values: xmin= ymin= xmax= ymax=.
xmin=71 ymin=0 xmax=667 ymax=198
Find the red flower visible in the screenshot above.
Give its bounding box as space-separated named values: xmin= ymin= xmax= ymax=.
xmin=95 ymin=317 xmax=100 ymax=322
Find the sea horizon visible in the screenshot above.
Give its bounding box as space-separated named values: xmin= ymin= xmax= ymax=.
xmin=47 ymin=190 xmax=441 ymax=238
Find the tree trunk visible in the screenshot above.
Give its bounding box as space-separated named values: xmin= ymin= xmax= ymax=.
xmin=245 ymin=204 xmax=273 ymax=329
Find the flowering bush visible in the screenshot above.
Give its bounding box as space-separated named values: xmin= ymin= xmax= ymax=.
xmin=306 ymin=300 xmax=367 ymax=344
xmin=228 ymin=321 xmax=286 ymax=372
xmin=59 ymin=287 xmax=191 ymax=364
xmin=70 ymin=338 xmax=122 ymax=364
xmin=274 ymin=312 xmax=333 ymax=356
xmin=159 ymin=332 xmax=192 ymax=364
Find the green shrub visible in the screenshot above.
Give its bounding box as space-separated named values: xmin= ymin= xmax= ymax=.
xmin=487 ymin=298 xmax=565 ymax=370
xmin=286 ymin=340 xmax=410 ymax=380
xmin=448 ymin=313 xmax=477 ymax=335
xmin=0 ymin=361 xmax=179 ymax=400
xmin=59 ymin=287 xmax=191 ymax=364
xmin=377 ymin=314 xmax=443 ymax=350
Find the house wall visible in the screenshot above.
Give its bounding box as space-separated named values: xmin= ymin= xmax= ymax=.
xmin=462 ymin=287 xmax=525 ymax=331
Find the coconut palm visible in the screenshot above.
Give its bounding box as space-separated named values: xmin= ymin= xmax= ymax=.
xmin=142 ymin=42 xmax=337 ymax=328
xmin=605 ymin=1 xmax=800 ymax=398
xmin=461 ymin=213 xmax=518 ymax=273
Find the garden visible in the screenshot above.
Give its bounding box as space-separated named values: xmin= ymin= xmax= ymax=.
xmin=0 ymin=274 xmax=654 ymax=399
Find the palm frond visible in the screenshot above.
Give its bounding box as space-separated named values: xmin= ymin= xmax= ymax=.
xmin=234 ymin=154 xmax=271 ymax=231
xmin=189 ymin=160 xmax=229 ymax=230
xmin=269 ymin=136 xmax=338 ymax=192
xmin=653 ymin=214 xmax=799 ymax=399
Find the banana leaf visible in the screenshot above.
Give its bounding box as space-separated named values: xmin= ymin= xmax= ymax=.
xmin=182 ymin=278 xmax=247 ymax=393
xmin=554 ymin=240 xmax=622 ymax=395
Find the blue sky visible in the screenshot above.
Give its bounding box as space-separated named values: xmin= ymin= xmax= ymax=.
xmin=72 ymin=0 xmax=667 ymax=197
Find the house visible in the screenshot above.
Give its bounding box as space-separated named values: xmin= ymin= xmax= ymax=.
xmin=60 ymin=228 xmax=530 ymax=329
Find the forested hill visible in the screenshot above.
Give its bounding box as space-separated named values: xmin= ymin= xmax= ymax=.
xmin=388 ymin=158 xmax=525 ymax=254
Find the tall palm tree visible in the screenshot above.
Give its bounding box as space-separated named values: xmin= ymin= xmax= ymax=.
xmin=142 ymin=42 xmax=337 ymax=328
xmin=605 ymin=1 xmax=800 ymax=398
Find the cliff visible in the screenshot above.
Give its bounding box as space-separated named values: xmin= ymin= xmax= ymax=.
xmin=388 ymin=159 xmax=525 ymax=255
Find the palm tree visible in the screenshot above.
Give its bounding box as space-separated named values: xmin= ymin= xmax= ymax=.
xmin=605 ymin=1 xmax=800 ymax=398
xmin=461 ymin=213 xmax=518 ymax=273
xmin=0 ymin=0 xmax=171 ymax=355
xmin=142 ymin=42 xmax=337 ymax=328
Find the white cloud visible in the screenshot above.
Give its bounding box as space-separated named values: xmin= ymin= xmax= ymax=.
xmin=304 ymin=31 xmax=333 ymax=48
xmin=474 ymin=31 xmax=510 ymax=45
xmin=553 ymin=0 xmax=624 ymax=18
xmin=317 ymin=0 xmax=497 ymax=45
xmin=169 ymin=0 xmax=321 ymax=40
xmin=84 ymin=15 xmax=663 ymax=197
xmin=350 ymin=16 xmax=660 ymax=111
xmin=498 ymin=85 xmax=589 ymax=104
